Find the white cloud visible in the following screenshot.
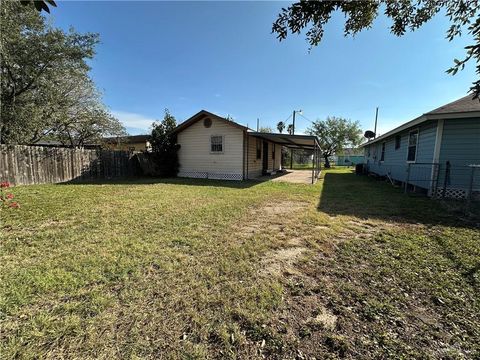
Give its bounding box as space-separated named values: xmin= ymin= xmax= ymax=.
xmin=111 ymin=110 xmax=157 ymax=131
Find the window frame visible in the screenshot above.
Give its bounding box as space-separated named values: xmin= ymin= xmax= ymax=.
xmin=256 ymin=138 xmax=261 ymax=159
xmin=380 ymin=141 xmax=386 ymax=162
xmin=406 ymin=129 xmax=419 ymax=163
xmin=210 ymin=134 xmax=224 ymax=154
xmin=394 ymin=135 xmax=401 ymax=150
xmin=272 ymin=143 xmax=275 ymax=159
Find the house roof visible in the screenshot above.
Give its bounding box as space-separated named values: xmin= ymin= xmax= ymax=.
xmin=361 ymin=94 xmax=480 ymax=147
xmin=426 ymin=94 xmax=480 ymax=115
xmin=174 ymin=110 xmax=321 ymax=150
xmin=103 ymin=135 xmax=150 ymax=144
xmin=32 ymin=140 xmax=99 ymax=148
xmin=172 ymin=110 xmax=250 ymax=134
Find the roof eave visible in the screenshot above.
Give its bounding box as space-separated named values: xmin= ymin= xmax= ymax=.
xmin=360 ymin=110 xmax=480 ymax=147
xmin=172 ymin=110 xmax=249 ymax=134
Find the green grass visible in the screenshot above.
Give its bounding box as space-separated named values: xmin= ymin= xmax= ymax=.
xmin=1 ymin=169 xmax=479 ymax=359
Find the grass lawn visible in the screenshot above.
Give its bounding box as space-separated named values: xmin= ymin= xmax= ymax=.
xmin=1 ymin=169 xmax=479 ymax=359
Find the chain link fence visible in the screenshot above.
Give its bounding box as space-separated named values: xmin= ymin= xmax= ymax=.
xmin=404 ymin=161 xmax=480 ymax=202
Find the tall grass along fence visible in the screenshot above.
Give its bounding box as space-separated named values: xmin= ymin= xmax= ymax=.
xmin=0 ymin=145 xmax=141 ymax=186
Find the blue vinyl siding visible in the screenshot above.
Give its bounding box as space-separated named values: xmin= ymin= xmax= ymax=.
xmin=438 ymin=118 xmax=480 ymax=190
xmin=363 ymin=121 xmax=438 ymax=189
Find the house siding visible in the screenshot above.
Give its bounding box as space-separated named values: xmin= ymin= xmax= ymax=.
xmin=364 ymin=120 xmax=438 ymax=189
xmin=438 ymin=118 xmax=480 ymax=190
xmin=244 ymin=135 xmax=281 ymax=179
xmin=177 ymin=117 xmax=244 ymax=180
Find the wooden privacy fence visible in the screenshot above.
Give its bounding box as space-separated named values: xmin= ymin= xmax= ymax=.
xmin=0 ymin=145 xmax=141 ymax=185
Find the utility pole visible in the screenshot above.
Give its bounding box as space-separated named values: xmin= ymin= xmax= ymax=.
xmin=290 ymin=110 xmax=301 ymax=169
xmin=290 ymin=110 xmax=296 ymax=169
xmin=374 ymin=107 xmax=379 ymax=138
xmin=292 ymin=110 xmax=296 ymax=135
xmin=256 ymin=118 xmax=259 ymax=132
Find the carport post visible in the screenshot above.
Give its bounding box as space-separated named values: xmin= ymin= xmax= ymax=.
xmin=311 ymin=141 xmax=315 ymax=184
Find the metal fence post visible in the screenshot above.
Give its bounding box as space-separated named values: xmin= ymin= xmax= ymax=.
xmin=433 ymin=163 xmax=441 ymax=198
xmin=467 ymin=166 xmax=475 ymax=206
xmin=442 ymin=161 xmax=450 ymax=198
xmin=404 ymin=163 xmax=410 ymax=194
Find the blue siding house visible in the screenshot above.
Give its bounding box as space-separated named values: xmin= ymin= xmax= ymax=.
xmin=362 ymin=95 xmax=480 ymax=198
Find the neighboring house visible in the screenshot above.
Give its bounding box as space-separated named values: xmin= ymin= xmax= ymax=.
xmin=103 ymin=135 xmax=151 ymax=152
xmin=336 ymin=147 xmax=364 ymax=166
xmin=361 ymin=95 xmax=480 ymax=198
xmin=172 ymin=110 xmax=321 ymax=181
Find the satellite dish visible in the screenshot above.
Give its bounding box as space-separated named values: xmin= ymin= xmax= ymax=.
xmin=364 ymin=130 xmax=376 ymax=139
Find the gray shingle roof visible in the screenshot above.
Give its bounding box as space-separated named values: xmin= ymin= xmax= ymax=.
xmin=360 ymin=94 xmax=480 ymax=147
xmin=426 ymin=94 xmax=480 ymax=115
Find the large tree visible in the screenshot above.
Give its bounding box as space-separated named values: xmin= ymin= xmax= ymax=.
xmin=20 ymin=1 xmax=57 ymax=13
xmin=0 ymin=1 xmax=123 ymax=145
xmin=258 ymin=126 xmax=273 ymax=133
xmin=148 ymin=109 xmax=179 ymax=177
xmin=272 ymin=1 xmax=480 ymax=98
xmin=307 ymin=116 xmax=363 ymax=168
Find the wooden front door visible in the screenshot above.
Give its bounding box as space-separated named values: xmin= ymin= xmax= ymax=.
xmin=262 ymin=141 xmax=269 ymax=174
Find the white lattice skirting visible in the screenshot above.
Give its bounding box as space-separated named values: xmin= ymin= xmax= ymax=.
xmin=435 ymin=187 xmax=468 ymax=199
xmin=178 ymin=171 xmax=243 ymax=181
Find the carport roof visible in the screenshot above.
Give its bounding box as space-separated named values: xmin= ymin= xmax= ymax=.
xmin=248 ymin=132 xmax=320 ymax=150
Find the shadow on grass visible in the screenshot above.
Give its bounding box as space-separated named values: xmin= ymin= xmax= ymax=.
xmin=57 ymin=176 xmax=270 ymax=189
xmin=317 ymin=171 xmax=479 ymax=228
xmin=57 ymin=169 xmax=316 ymax=189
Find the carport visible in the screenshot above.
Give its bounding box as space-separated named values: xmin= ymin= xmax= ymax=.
xmin=248 ymin=132 xmax=322 ymax=184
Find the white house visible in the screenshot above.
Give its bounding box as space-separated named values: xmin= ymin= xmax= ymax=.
xmin=172 ymin=110 xmax=321 ymax=181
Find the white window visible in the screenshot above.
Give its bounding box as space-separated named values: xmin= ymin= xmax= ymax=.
xmin=407 ymin=130 xmax=418 ymax=162
xmin=210 ymin=135 xmax=223 ymax=153
xmin=380 ymin=142 xmax=386 ymax=161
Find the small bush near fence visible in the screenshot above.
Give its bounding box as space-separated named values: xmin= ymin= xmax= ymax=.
xmin=0 ymin=145 xmax=142 ymax=186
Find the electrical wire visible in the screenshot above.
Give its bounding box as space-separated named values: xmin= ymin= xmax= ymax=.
xmin=281 ymin=113 xmax=293 ymax=124
xmin=298 ymin=113 xmax=315 ymax=124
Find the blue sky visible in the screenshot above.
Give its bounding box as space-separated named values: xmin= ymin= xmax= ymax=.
xmin=49 ymin=1 xmax=476 ymax=135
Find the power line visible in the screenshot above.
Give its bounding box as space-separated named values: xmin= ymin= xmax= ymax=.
xmin=280 ymin=113 xmax=292 ymax=124
xmin=298 ymin=113 xmax=315 ymax=124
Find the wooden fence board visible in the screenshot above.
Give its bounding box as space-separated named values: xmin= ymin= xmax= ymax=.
xmin=0 ymin=145 xmax=140 ymax=186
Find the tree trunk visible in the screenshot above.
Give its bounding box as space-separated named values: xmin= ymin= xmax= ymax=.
xmin=323 ymin=154 xmax=331 ymax=168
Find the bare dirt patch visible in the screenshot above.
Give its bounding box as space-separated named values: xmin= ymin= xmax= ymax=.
xmin=234 ymin=200 xmax=312 ymax=278
xmin=260 ymin=247 xmax=307 ymax=277
xmin=234 ymin=200 xmax=309 ymax=239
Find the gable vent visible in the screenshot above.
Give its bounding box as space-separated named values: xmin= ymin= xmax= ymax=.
xmin=203 ymin=117 xmax=212 ymax=128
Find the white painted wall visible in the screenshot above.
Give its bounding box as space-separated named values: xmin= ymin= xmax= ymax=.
xmin=177 ymin=117 xmax=244 ymax=179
